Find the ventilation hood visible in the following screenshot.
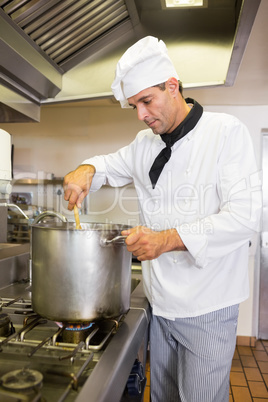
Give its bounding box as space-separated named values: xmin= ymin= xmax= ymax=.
xmin=0 ymin=0 xmax=262 ymax=122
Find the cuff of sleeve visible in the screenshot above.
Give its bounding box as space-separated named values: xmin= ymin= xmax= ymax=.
xmin=176 ymin=225 xmax=208 ymax=268
xmin=81 ymin=157 xmax=107 ymax=192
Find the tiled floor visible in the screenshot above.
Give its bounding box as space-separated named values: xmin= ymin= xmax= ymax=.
xmin=143 ymin=340 xmax=268 ymax=401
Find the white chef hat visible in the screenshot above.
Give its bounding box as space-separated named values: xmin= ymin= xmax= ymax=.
xmin=111 ymin=36 xmax=179 ymax=108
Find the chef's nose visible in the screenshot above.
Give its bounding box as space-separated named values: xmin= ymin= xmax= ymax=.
xmin=136 ymin=104 xmax=149 ymax=122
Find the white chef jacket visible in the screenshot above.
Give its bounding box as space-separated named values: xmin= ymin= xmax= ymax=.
xmin=82 ymin=111 xmax=262 ymax=318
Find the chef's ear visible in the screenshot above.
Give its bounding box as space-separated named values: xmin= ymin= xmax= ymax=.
xmin=166 ymin=77 xmax=179 ymax=97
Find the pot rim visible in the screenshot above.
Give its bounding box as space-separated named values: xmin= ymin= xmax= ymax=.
xmin=31 ymin=221 xmax=132 ymax=231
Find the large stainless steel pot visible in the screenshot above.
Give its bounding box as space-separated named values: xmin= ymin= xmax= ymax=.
xmin=31 ymin=222 xmax=132 ymax=323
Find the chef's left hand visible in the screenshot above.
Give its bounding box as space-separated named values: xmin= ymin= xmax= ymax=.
xmin=121 ymin=226 xmax=186 ymax=261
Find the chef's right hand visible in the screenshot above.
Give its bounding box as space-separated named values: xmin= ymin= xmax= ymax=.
xmin=63 ymin=164 xmax=96 ymax=210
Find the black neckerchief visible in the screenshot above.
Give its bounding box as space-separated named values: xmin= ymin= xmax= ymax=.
xmin=148 ymin=98 xmax=203 ymax=189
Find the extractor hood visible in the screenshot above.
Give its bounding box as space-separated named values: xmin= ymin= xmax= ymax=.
xmin=0 ymin=0 xmax=138 ymax=122
xmin=0 ymin=0 xmax=262 ymax=122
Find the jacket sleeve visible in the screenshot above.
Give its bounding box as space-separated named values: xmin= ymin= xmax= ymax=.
xmin=177 ymin=120 xmax=262 ymax=268
xmin=81 ymin=141 xmax=136 ymax=191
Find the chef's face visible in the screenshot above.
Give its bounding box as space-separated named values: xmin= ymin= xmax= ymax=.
xmin=127 ymin=78 xmax=181 ymax=134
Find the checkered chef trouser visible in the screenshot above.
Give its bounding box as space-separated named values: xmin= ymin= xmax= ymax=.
xmin=149 ymin=304 xmax=239 ymax=402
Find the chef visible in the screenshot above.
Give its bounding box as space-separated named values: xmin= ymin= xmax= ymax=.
xmin=64 ymin=36 xmax=262 ymax=402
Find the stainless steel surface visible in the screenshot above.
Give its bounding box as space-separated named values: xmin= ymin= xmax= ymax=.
xmin=0 ymin=203 xmax=29 ymax=220
xmin=259 ymin=131 xmax=268 ymax=338
xmin=31 ymin=222 xmax=132 ymax=322
xmin=0 ymin=0 xmax=135 ymax=122
xmin=12 ymin=178 xmax=64 ymax=185
xmin=3 ymin=202 xmax=31 ymax=242
xmin=0 ymin=204 xmax=7 ymax=243
xmin=0 ymin=242 xmax=30 ymax=290
xmin=7 ymin=195 xmax=35 ymax=243
xmin=0 ymin=255 xmax=150 ymax=402
xmin=77 ymin=284 xmax=149 ymax=402
xmin=0 ymin=7 xmax=62 ymax=122
xmin=32 ymin=210 xmax=67 ymax=224
xmin=0 ymin=0 xmax=262 ymax=121
xmin=0 ymin=0 xmax=132 ymax=69
xmin=0 ymin=242 xmax=27 ymax=250
xmin=0 ymin=83 xmax=41 ymax=123
xmin=102 ymin=235 xmax=127 ymax=245
xmin=0 ymin=130 xmax=12 ymax=240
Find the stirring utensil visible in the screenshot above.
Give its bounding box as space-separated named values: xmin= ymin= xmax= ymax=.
xmin=74 ymin=205 xmax=82 ymax=229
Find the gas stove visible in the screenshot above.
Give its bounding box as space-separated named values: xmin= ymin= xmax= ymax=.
xmin=0 ymin=245 xmax=150 ymax=402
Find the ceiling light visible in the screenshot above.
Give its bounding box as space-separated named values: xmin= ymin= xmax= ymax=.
xmin=161 ymin=0 xmax=207 ymax=9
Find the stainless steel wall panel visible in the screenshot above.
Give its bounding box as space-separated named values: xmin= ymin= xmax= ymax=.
xmin=259 ymin=132 xmax=268 ymax=339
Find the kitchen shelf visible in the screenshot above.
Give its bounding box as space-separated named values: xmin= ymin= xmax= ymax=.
xmin=12 ymin=178 xmax=63 ymax=185
xmin=12 ymin=179 xmax=135 ymax=189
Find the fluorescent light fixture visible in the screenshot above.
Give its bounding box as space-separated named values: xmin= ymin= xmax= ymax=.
xmin=161 ymin=0 xmax=207 ymax=9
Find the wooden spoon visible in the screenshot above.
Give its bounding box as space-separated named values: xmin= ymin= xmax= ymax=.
xmin=74 ymin=205 xmax=82 ymax=229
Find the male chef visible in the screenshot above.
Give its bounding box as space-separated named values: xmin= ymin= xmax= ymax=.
xmin=63 ymin=36 xmax=262 ymax=402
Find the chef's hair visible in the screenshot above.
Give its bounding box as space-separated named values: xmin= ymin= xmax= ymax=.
xmin=153 ymin=80 xmax=183 ymax=96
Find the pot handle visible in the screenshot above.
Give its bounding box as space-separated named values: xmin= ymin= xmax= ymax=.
xmin=101 ymin=235 xmax=127 ymax=245
xmin=32 ymin=211 xmax=67 ymax=224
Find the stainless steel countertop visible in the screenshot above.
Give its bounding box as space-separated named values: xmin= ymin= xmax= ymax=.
xmin=76 ymin=277 xmax=150 ymax=402
xmin=0 ymin=242 xmax=30 ymax=260
xmin=0 ymin=247 xmax=150 ymax=402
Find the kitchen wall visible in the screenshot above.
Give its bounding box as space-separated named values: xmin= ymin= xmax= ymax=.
xmin=4 ymin=104 xmax=145 ymax=225
xmin=0 ymin=99 xmax=267 ymax=339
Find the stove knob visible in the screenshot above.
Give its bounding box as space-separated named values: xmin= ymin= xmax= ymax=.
xmin=126 ymin=373 xmax=141 ymax=396
xmin=131 ymin=359 xmax=144 ymax=381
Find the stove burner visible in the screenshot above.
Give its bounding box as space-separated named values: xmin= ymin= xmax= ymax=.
xmin=56 ymin=322 xmax=94 ymax=331
xmin=55 ymin=322 xmax=94 ymax=344
xmin=1 ymin=368 xmax=43 ymax=391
